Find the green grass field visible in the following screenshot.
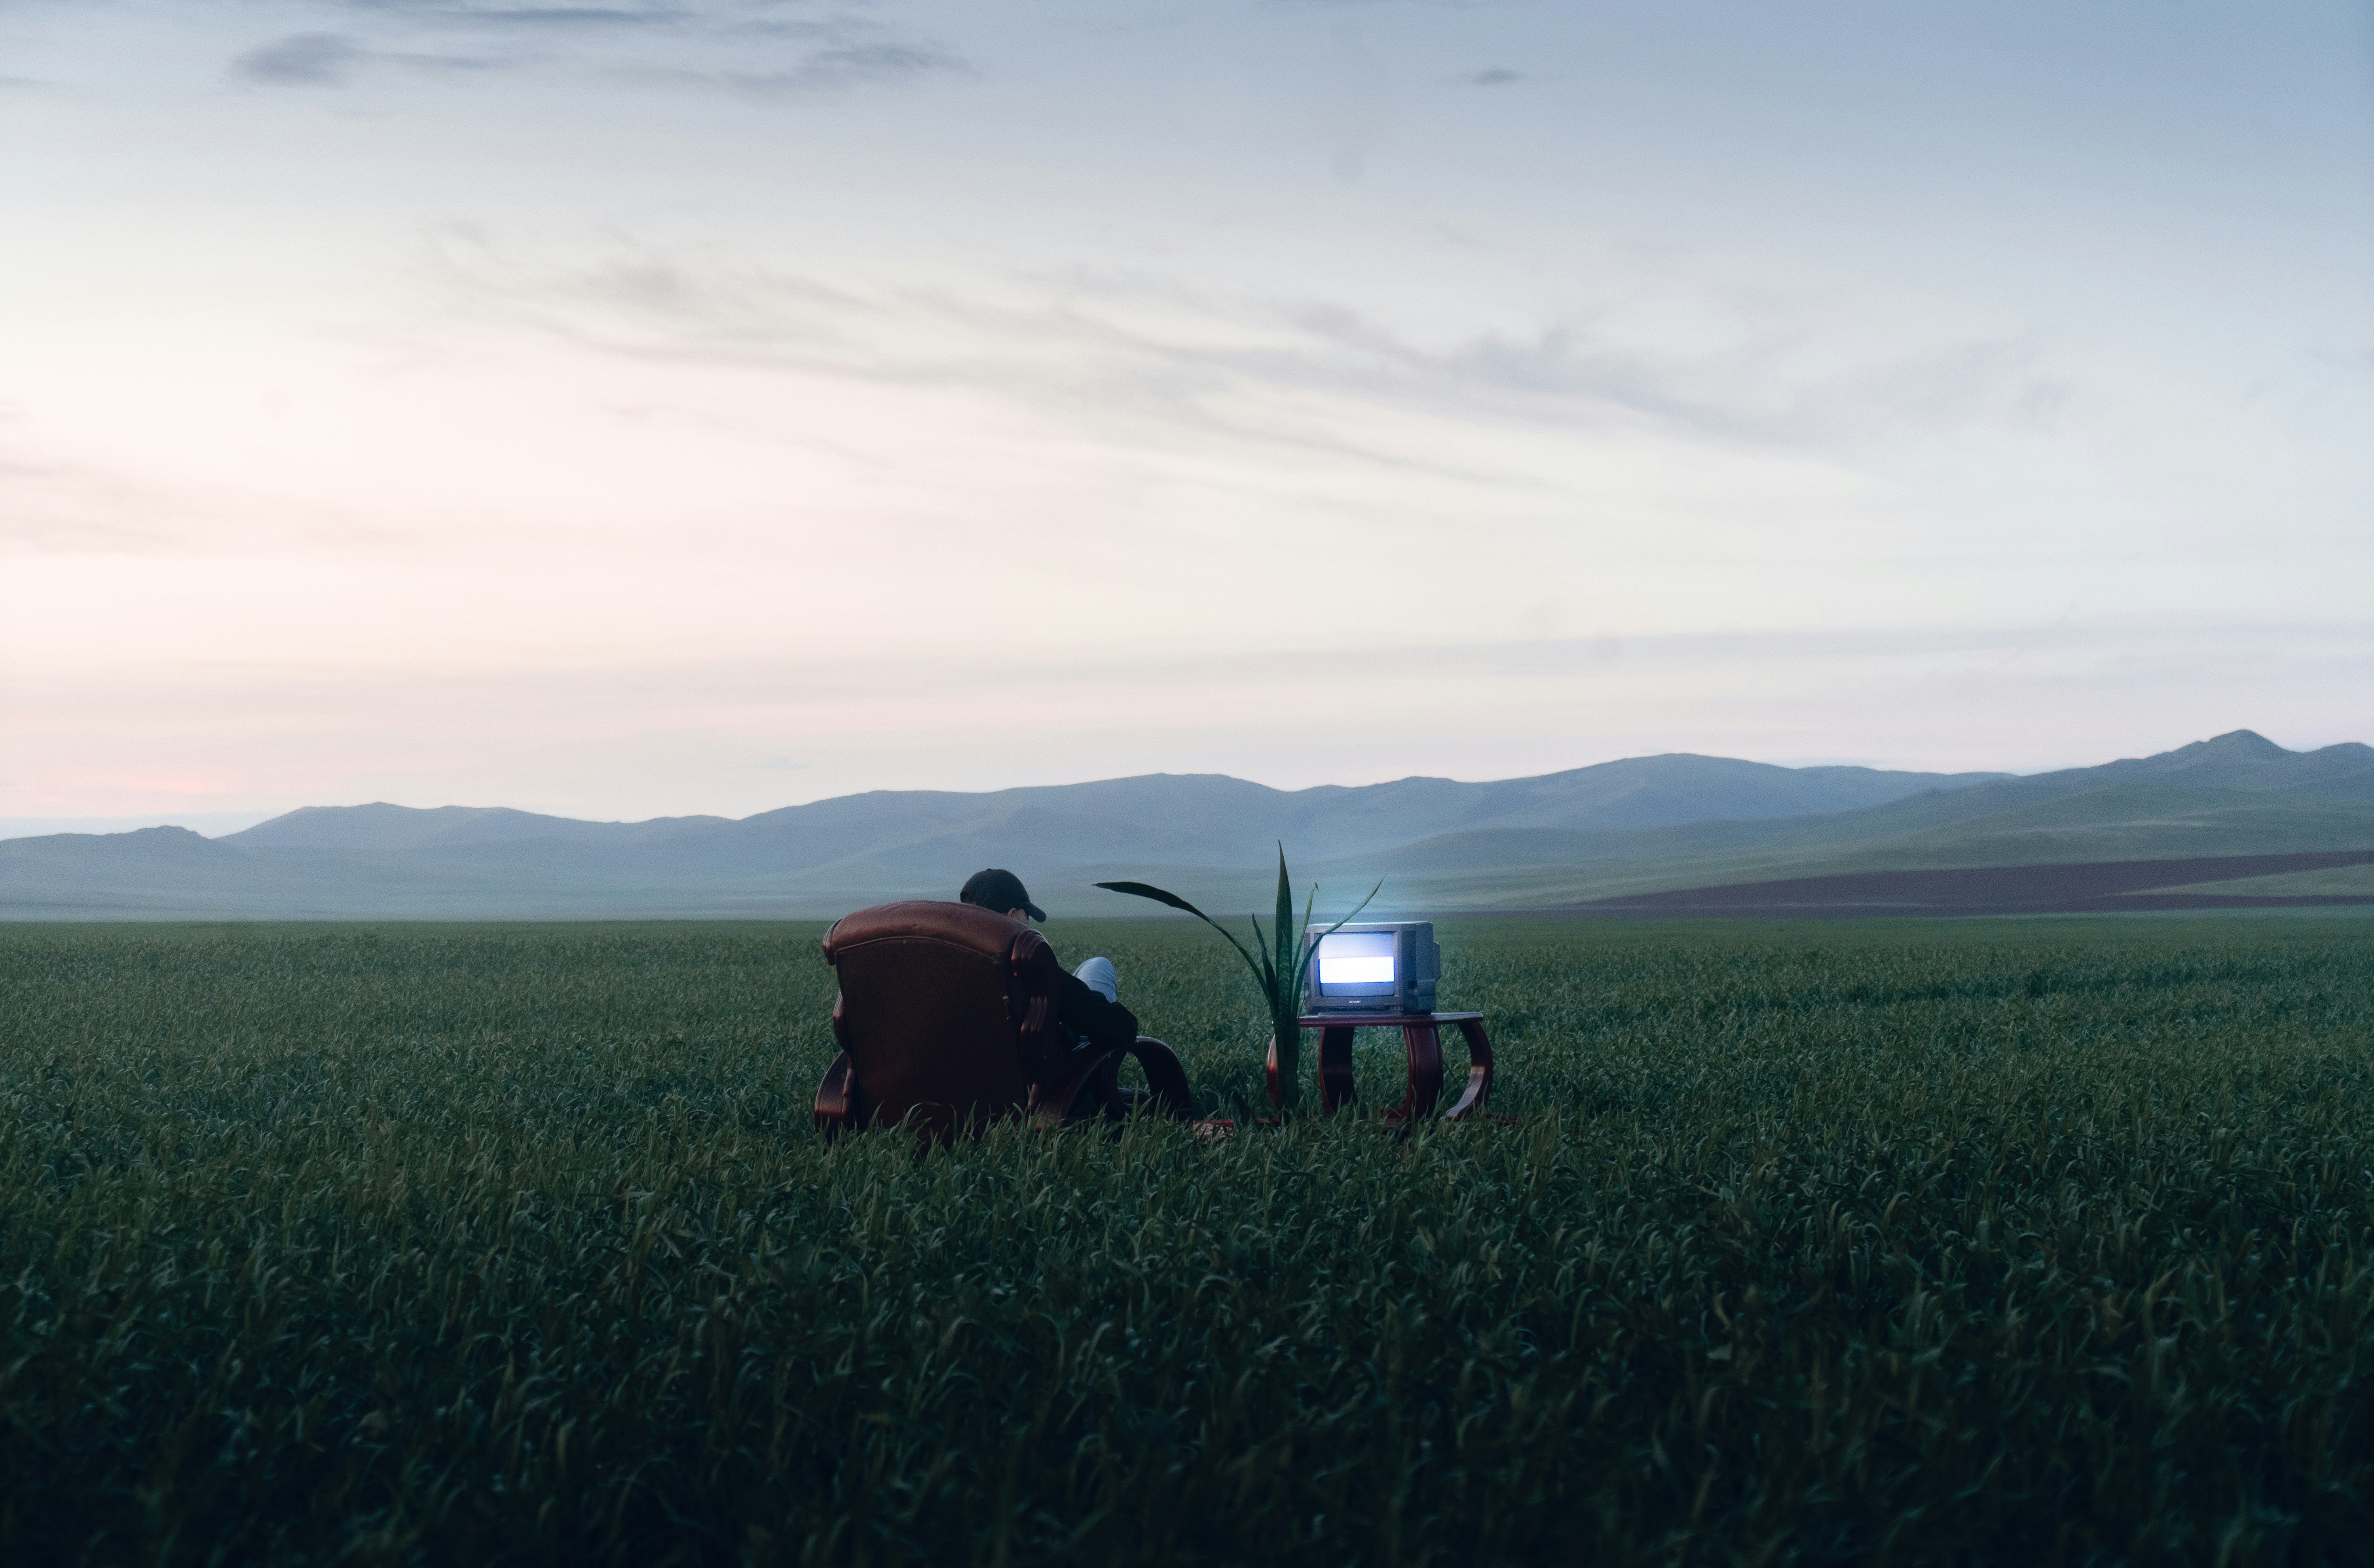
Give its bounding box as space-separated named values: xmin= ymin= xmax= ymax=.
xmin=6 ymin=917 xmax=2374 ymax=1564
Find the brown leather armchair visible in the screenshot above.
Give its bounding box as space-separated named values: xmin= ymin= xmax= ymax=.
xmin=814 ymin=900 xmax=1192 ymax=1141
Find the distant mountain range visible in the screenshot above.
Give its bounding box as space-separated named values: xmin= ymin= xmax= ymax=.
xmin=4 ymin=730 xmax=2372 ymax=920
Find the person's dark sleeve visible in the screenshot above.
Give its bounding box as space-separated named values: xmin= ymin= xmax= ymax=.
xmin=1057 ymin=968 xmax=1139 ymax=1050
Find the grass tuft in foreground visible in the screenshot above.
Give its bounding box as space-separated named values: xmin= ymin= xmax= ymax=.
xmin=3 ymin=918 xmax=2373 ymax=1563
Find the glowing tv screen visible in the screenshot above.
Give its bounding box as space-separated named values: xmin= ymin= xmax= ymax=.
xmin=1304 ymin=922 xmax=1439 ymax=1013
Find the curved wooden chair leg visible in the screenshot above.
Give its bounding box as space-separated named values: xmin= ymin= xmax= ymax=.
xmin=1399 ymin=1021 xmax=1444 ymax=1122
xmin=1095 ymin=1035 xmax=1193 ymax=1121
xmin=1033 ymin=1035 xmax=1194 ymax=1128
xmin=1441 ymin=1017 xmax=1495 ymax=1122
xmin=815 ymin=1050 xmax=862 ymax=1138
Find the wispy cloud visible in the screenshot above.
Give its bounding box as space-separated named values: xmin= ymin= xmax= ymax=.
xmin=1463 ymin=67 xmax=1521 ymax=86
xmin=617 ymin=42 xmax=971 ymax=98
xmin=231 ymin=2 xmax=963 ymax=95
xmin=232 ymin=31 xmax=529 ymax=85
xmin=0 ymin=445 xmax=408 ymax=557
xmin=232 ymin=33 xmax=366 ymax=85
xmin=325 ymin=0 xmax=683 ymax=26
xmin=419 ymin=236 xmax=2080 ymax=473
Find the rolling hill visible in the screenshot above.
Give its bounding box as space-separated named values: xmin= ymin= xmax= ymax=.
xmin=3 ymin=731 xmax=2370 ymax=919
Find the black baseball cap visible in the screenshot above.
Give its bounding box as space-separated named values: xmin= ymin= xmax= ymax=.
xmin=960 ymin=868 xmax=1045 ymax=922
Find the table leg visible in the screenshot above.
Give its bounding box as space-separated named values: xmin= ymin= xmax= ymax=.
xmin=1270 ymin=1027 xmax=1359 ymax=1114
xmin=1441 ymin=1017 xmax=1495 ymax=1122
xmin=1400 ymin=1021 xmax=1444 ymax=1120
xmin=1315 ymin=1025 xmax=1357 ymax=1114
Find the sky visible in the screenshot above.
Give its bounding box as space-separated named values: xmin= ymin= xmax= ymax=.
xmin=2 ymin=0 xmax=2370 ymax=831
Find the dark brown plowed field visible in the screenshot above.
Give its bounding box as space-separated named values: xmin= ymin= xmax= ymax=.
xmin=1573 ymin=849 xmax=2374 ymax=918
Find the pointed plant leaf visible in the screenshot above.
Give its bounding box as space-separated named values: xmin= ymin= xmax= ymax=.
xmin=1096 ymin=881 xmax=1211 ymax=919
xmin=1296 ymin=879 xmax=1386 ymax=1001
xmin=1273 ymin=844 xmax=1295 ymax=1011
xmin=1291 ymin=883 xmax=1320 ymax=1002
xmin=1247 ymin=915 xmax=1278 ymax=1001
xmin=1097 ymin=879 xmax=1270 ymax=993
xmin=1319 ymin=880 xmax=1383 ymax=942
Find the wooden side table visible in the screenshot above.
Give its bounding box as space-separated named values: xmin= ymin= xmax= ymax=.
xmin=1266 ymin=1011 xmax=1495 ymax=1122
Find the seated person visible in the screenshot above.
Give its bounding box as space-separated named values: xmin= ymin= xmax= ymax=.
xmin=959 ymin=868 xmax=1138 ymax=1052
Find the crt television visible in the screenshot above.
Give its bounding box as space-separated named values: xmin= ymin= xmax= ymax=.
xmin=1302 ymin=922 xmax=1440 ymax=1014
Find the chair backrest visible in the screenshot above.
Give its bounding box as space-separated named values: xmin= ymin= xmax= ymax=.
xmin=822 ymin=900 xmax=1066 ymax=1140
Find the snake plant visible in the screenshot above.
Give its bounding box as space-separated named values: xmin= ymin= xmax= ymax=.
xmin=1097 ymin=846 xmax=1377 ymax=1111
